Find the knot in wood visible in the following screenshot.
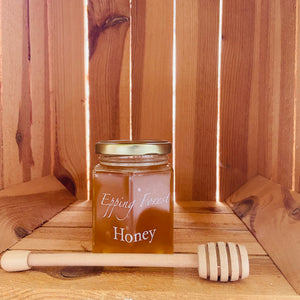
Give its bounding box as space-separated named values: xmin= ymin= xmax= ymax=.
xmin=14 ymin=226 xmax=29 ymax=239
xmin=233 ymin=197 xmax=255 ymax=218
xmin=15 ymin=130 xmax=23 ymax=144
xmin=103 ymin=15 xmax=129 ymax=30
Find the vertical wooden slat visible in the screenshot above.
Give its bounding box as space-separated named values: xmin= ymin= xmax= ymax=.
xmin=276 ymin=0 xmax=297 ymax=190
xmin=2 ymin=0 xmax=31 ymax=187
xmin=131 ymin=0 xmax=173 ymax=141
xmin=0 ymin=0 xmax=3 ymax=189
xmin=1 ymin=0 xmax=52 ymax=190
xmin=29 ymin=0 xmax=51 ymax=179
xmin=88 ymin=0 xmax=130 ymax=169
xmin=176 ymin=0 xmax=219 ymax=201
xmin=220 ymin=0 xmax=297 ymax=199
xmin=296 ymin=0 xmax=300 ymax=192
xmin=48 ymin=0 xmax=86 ymax=199
xmin=220 ymin=0 xmax=255 ymax=200
xmin=255 ymin=0 xmax=280 ymax=181
xmin=247 ymin=0 xmax=297 ymax=190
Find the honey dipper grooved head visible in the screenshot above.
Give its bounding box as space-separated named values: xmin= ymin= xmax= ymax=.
xmin=198 ymin=242 xmax=249 ymax=282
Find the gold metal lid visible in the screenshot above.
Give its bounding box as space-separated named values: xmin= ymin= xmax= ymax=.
xmin=95 ymin=140 xmax=172 ymax=155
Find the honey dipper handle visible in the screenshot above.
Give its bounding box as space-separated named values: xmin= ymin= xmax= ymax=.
xmin=1 ymin=251 xmax=198 ymax=272
xmin=1 ymin=242 xmax=249 ymax=282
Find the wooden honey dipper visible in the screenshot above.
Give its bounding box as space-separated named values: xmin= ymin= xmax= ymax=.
xmin=1 ymin=242 xmax=249 ymax=282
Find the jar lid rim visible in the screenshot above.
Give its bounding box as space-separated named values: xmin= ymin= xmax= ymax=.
xmin=95 ymin=140 xmax=172 ymax=155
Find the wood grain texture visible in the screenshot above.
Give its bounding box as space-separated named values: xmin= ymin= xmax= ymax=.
xmin=276 ymin=0 xmax=297 ymax=189
xmin=5 ymin=199 xmax=297 ymax=298
xmin=254 ymin=0 xmax=297 ymax=189
xmin=295 ymin=0 xmax=300 ymax=192
xmin=220 ymin=0 xmax=298 ymax=199
xmin=219 ymin=0 xmax=255 ymax=200
xmin=227 ymin=175 xmax=300 ymax=294
xmin=88 ymin=0 xmax=130 ymax=169
xmin=0 ymin=0 xmax=3 ymax=189
xmin=0 ymin=176 xmax=76 ymax=253
xmin=48 ymin=0 xmax=87 ymax=199
xmin=175 ymin=201 xmax=233 ymax=214
xmin=131 ymin=0 xmax=173 ymax=140
xmin=1 ymin=0 xmax=52 ymax=189
xmin=29 ymin=0 xmax=51 ymax=179
xmin=0 ymin=256 xmax=297 ymax=299
xmin=176 ymin=0 xmax=219 ymax=201
xmin=11 ymin=224 xmax=264 ymax=256
xmin=45 ymin=210 xmax=246 ymax=231
xmin=2 ymin=0 xmax=32 ymax=187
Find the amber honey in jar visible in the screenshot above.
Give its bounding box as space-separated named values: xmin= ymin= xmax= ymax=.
xmin=92 ymin=140 xmax=173 ymax=253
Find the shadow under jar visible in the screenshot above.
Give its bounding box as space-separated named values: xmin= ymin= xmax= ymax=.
xmin=92 ymin=140 xmax=173 ymax=253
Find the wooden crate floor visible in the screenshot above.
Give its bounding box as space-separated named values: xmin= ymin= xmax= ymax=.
xmin=1 ymin=200 xmax=299 ymax=299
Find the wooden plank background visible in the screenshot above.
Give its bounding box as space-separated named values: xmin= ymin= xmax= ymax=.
xmin=176 ymin=0 xmax=219 ymax=201
xmin=48 ymin=0 xmax=86 ymax=199
xmin=296 ymin=0 xmax=300 ymax=193
xmin=0 ymin=0 xmax=87 ymax=199
xmin=2 ymin=0 xmax=33 ymax=187
xmin=0 ymin=0 xmax=299 ymax=201
xmin=250 ymin=0 xmax=297 ymax=192
xmin=219 ymin=0 xmax=299 ymax=200
xmin=219 ymin=0 xmax=256 ymax=200
xmin=0 ymin=0 xmax=2 ymax=189
xmin=88 ymin=0 xmax=130 ymax=170
xmin=131 ymin=0 xmax=173 ymax=141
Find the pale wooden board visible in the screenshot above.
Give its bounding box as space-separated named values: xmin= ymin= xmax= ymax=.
xmin=88 ymin=0 xmax=130 ymax=170
xmin=1 ymin=0 xmax=52 ymax=189
xmin=220 ymin=0 xmax=297 ymax=196
xmin=254 ymin=0 xmax=296 ymax=190
xmin=0 ymin=255 xmax=298 ymax=299
xmin=219 ymin=0 xmax=255 ymax=200
xmin=175 ymin=228 xmax=266 ymax=256
xmin=276 ymin=0 xmax=296 ymax=189
xmin=175 ymin=0 xmax=219 ymax=202
xmin=45 ymin=210 xmax=246 ymax=231
xmin=29 ymin=0 xmax=52 ymax=179
xmin=1 ymin=0 xmax=32 ymax=187
xmin=131 ymin=0 xmax=173 ymax=141
xmin=0 ymin=176 xmax=76 ymax=253
xmin=44 ymin=199 xmax=233 ymax=227
xmin=0 ymin=0 xmax=2 ymax=189
xmin=48 ymin=0 xmax=87 ymax=199
xmin=6 ymin=194 xmax=298 ymax=297
xmin=227 ymin=175 xmax=300 ymax=294
xmin=295 ymin=0 xmax=300 ymax=193
xmin=174 ymin=213 xmax=247 ymax=230
xmin=11 ymin=227 xmax=265 ymax=256
xmin=48 ymin=199 xmax=232 ymax=214
xmin=175 ymin=201 xmax=233 ymax=214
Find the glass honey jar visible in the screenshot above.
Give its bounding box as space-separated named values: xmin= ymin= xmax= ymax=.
xmin=92 ymin=140 xmax=173 ymax=253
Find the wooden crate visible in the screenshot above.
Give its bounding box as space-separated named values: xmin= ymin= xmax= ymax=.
xmin=0 ymin=0 xmax=300 ymax=298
